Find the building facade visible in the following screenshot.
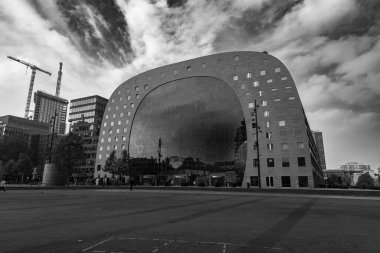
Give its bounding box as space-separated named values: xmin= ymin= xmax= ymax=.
xmin=33 ymin=90 xmax=68 ymax=135
xmin=0 ymin=115 xmax=49 ymax=144
xmin=68 ymin=95 xmax=108 ymax=183
xmin=94 ymin=51 xmax=324 ymax=188
xmin=312 ymin=131 xmax=326 ymax=170
xmin=340 ymin=162 xmax=371 ymax=172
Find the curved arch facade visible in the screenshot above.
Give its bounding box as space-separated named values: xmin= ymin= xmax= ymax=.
xmin=94 ymin=51 xmax=324 ymax=188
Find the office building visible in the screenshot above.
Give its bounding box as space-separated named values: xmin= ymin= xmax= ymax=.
xmin=94 ymin=51 xmax=324 ymax=188
xmin=33 ymin=90 xmax=68 ymax=135
xmin=312 ymin=131 xmax=326 ymax=170
xmin=68 ymin=95 xmax=108 ymax=183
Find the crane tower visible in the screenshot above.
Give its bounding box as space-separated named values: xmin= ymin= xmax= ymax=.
xmin=7 ymin=56 xmax=51 ymax=119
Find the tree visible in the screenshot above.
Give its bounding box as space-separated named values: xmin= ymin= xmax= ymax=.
xmin=0 ymin=135 xmax=34 ymax=164
xmin=103 ymin=150 xmax=133 ymax=185
xmin=356 ymin=173 xmax=375 ymax=189
xmin=14 ymin=153 xmax=33 ymax=183
xmin=53 ymin=132 xmax=85 ymax=186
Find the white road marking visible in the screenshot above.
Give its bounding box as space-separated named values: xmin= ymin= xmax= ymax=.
xmin=82 ymin=237 xmax=114 ymax=252
xmin=222 ymin=244 xmax=227 ymax=253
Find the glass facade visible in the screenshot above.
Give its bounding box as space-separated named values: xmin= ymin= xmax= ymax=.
xmin=129 ymin=77 xmax=246 ymax=182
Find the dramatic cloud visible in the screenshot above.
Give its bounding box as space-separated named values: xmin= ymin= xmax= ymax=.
xmin=0 ymin=0 xmax=379 ymax=170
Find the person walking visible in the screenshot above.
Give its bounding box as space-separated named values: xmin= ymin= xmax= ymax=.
xmin=0 ymin=179 xmax=6 ymax=192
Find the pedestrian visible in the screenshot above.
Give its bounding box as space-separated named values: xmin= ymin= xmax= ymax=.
xmin=0 ymin=179 xmax=6 ymax=192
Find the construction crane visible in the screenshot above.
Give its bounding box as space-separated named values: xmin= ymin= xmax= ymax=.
xmin=55 ymin=62 xmax=63 ymax=96
xmin=7 ymin=56 xmax=51 ymax=119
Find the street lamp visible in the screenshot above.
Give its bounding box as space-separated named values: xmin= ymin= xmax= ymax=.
xmin=48 ymin=109 xmax=58 ymax=163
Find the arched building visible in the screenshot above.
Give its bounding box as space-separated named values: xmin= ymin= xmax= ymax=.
xmin=94 ymin=51 xmax=324 ymax=188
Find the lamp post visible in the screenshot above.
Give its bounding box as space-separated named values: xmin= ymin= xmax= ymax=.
xmin=48 ymin=110 xmax=58 ymax=163
xmin=253 ymin=100 xmax=261 ymax=188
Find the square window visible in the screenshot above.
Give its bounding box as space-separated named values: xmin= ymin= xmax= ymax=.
xmin=106 ymin=146 xmax=110 ymax=151
xmin=97 ymin=165 xmax=101 ymax=171
xmin=136 ymin=94 xmax=140 ymax=99
xmin=111 ymin=98 xmax=115 ymax=103
xmin=234 ymin=55 xmax=239 ymax=61
xmin=117 ymin=121 xmax=121 ymax=125
xmin=98 ymin=154 xmax=102 ymax=159
xmin=282 ymin=143 xmax=289 ymax=150
xmin=111 ymin=122 xmax=114 ymax=126
xmin=201 ymin=63 xmax=206 ymax=69
xmin=126 ymin=88 xmax=130 ymax=93
xmin=113 ymin=114 xmax=116 ymax=118
xmin=108 ymin=129 xmax=112 ymax=134
xmin=107 ymin=137 xmax=111 ymax=142
xmin=275 ymin=98 xmax=281 ymax=102
xmin=115 ymin=137 xmax=119 ymax=141
xmin=187 ymin=66 xmax=192 ymax=71
xmin=253 ymin=159 xmax=259 ymax=167
xmin=135 ymin=86 xmax=139 ymax=91
xmin=258 ymin=90 xmax=263 ymax=96
xmin=282 ymin=158 xmax=290 ymax=167
xmin=253 ymin=81 xmax=259 ymax=87
xmin=248 ymin=103 xmax=254 ymax=108
xmin=265 ymin=132 xmax=272 ymax=138
xmin=285 ymin=86 xmax=291 ymax=89
xmin=233 ymin=75 xmax=238 ymax=81
xmin=121 ymin=144 xmax=126 ymax=150
xmin=123 ymin=127 xmax=128 ymax=132
xmin=266 ymin=121 xmax=271 ymax=128
xmin=130 ymin=103 xmax=134 ymax=108
xmin=125 ymin=119 xmax=129 ymax=124
xmin=267 ymin=158 xmax=275 ymax=167
xmin=275 ymin=67 xmax=281 ymax=73
xmin=299 ymin=176 xmax=309 ymax=187
xmin=281 ymin=76 xmax=288 ymax=81
xmin=279 ymin=120 xmax=286 ymax=126
xmin=160 ymin=72 xmax=165 ymax=77
xmin=101 ymin=138 xmax=104 ymax=143
xmin=271 ymin=88 xmax=278 ymax=92
xmin=281 ymin=176 xmax=291 ymax=187
xmin=144 ymin=84 xmax=149 ymax=89
xmin=262 ymin=100 xmax=267 ymax=106
xmin=264 ymin=111 xmax=269 ymax=117
xmin=260 ymin=70 xmax=266 ymax=76
xmin=116 ymin=129 xmax=120 ymax=133
xmin=289 ymin=97 xmax=295 ymax=100
xmin=105 ymin=115 xmax=109 ymax=119
xmin=247 ymin=72 xmax=252 ymax=79
xmin=103 ymin=123 xmax=107 ymax=127
xmin=122 ymin=136 xmax=127 ymax=141
xmin=123 ymin=104 xmax=127 ymax=109
xmin=267 ymin=79 xmax=273 ymax=83
xmin=99 ymin=146 xmax=103 ymax=151
xmin=297 ymin=142 xmax=305 ymax=149
xmin=267 ymin=143 xmax=274 ymax=150
xmin=120 ymin=112 xmax=124 ymax=117
xmin=173 ymin=69 xmax=178 ymax=75
xmin=128 ymin=112 xmax=131 ymax=116
xmin=114 ymin=145 xmax=118 ymax=150
xmin=298 ymin=157 xmax=306 ymax=167
xmin=250 ymin=176 xmax=259 ymax=186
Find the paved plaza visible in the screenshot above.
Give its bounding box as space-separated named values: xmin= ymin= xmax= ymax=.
xmin=1 ymin=189 xmax=380 ymax=252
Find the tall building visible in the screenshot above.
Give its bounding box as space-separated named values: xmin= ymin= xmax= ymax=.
xmin=0 ymin=115 xmax=49 ymax=144
xmin=312 ymin=131 xmax=326 ymax=170
xmin=68 ymin=95 xmax=108 ymax=183
xmin=340 ymin=162 xmax=371 ymax=172
xmin=33 ymin=90 xmax=68 ymax=135
xmin=94 ymin=51 xmax=324 ymax=188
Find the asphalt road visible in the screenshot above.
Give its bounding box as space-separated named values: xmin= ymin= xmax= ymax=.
xmin=1 ymin=189 xmax=379 ymax=253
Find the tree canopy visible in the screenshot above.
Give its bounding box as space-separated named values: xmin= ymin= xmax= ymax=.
xmin=103 ymin=150 xmax=134 ymax=179
xmin=356 ymin=173 xmax=375 ymax=188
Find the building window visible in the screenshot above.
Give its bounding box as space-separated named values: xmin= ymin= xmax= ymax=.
xmin=135 ymin=86 xmax=139 ymax=91
xmin=289 ymin=97 xmax=295 ymax=100
xmin=201 ymin=63 xmax=206 ymax=69
xmin=126 ymin=88 xmax=130 ymax=93
xmin=97 ymin=165 xmax=101 ymax=171
xmin=120 ymin=97 xmax=123 ymax=101
xmin=120 ymin=112 xmax=124 ymax=117
xmin=281 ymin=76 xmax=287 ymax=81
xmin=233 ymin=75 xmax=238 ymax=81
xmin=260 ymin=70 xmax=266 ymax=76
xmin=267 ymin=79 xmax=273 ymax=83
xmin=267 ymin=143 xmax=273 ymax=150
xmin=262 ymin=100 xmax=267 ymax=106
xmin=253 ymin=159 xmax=259 ymax=167
xmin=271 ymin=88 xmax=278 ymax=92
xmin=248 ymin=103 xmax=254 ymax=108
xmin=130 ymin=103 xmax=134 ymax=108
xmin=234 ymin=65 xmax=239 ymax=70
xmin=217 ymin=59 xmax=222 ymax=64
xmin=267 ymin=158 xmax=274 ymax=167
xmin=265 ymin=132 xmax=272 ymax=138
xmin=264 ymin=111 xmax=269 ymax=117
xmin=111 ymin=98 xmax=114 ymax=103
xmin=234 ymin=55 xmax=239 ymax=61
xmin=111 ymin=122 xmax=114 ymax=126
xmin=279 ymin=120 xmax=285 ymax=126
xmin=275 ymin=98 xmax=281 ymax=102
xmin=106 ymin=146 xmax=110 ymax=151
xmin=136 ymin=94 xmax=140 ymax=99
xmin=282 ymin=157 xmax=290 ymax=167
xmin=123 ymin=127 xmax=128 ymax=133
xmin=241 ymin=84 xmax=246 ymax=89
xmin=123 ymin=104 xmax=127 ymax=109
xmin=285 ymin=86 xmax=291 ymax=89
xmin=266 ymin=121 xmax=271 ymax=128
xmin=108 ymin=129 xmax=112 ymax=134
xmin=121 ymin=144 xmax=126 ymax=150
xmin=105 ymin=115 xmax=109 ymax=119
xmin=281 ymin=143 xmax=289 ymax=150
xmin=115 ymin=137 xmax=118 ymax=141
xmin=116 ymin=129 xmax=120 ymax=133
xmin=173 ymin=69 xmax=178 ymax=75
xmin=107 ymin=137 xmax=111 ymax=142
xmin=281 ymin=176 xmax=291 ymax=187
xmin=125 ymin=119 xmax=129 ymax=124
xmin=297 ymin=142 xmax=305 ymax=149
xmin=128 ymin=112 xmax=131 ymax=116
xmin=103 ymin=123 xmax=107 ymax=127
xmin=275 ymin=67 xmax=281 ymax=73
xmin=250 ymin=176 xmax=259 ymax=186
xmin=266 ymin=176 xmax=274 ymax=187
xmin=112 ymin=114 xmax=116 ymax=118
xmin=298 ymin=176 xmax=309 ymax=187
xmin=160 ymin=72 xmax=165 ymax=77
xmin=144 ymin=84 xmax=149 ymax=90
xmin=253 ymin=81 xmax=259 ymax=87
xmin=98 ymin=154 xmax=102 ymax=159
xmin=122 ymin=136 xmax=127 ymax=141
xmin=298 ymin=157 xmax=306 ymax=167
xmin=102 ymin=130 xmax=105 ymax=135
xmin=187 ymin=66 xmax=192 ymax=71
xmin=117 ymin=121 xmax=121 ymax=126
xmin=127 ymin=96 xmax=131 ymax=100
xmin=107 ymin=107 xmax=111 ymax=112
xmin=247 ymin=72 xmax=252 ymax=79
xmin=258 ymin=90 xmax=263 ymax=97
xmin=114 ymin=145 xmax=118 ymax=150
xmin=100 ymin=138 xmax=104 ymax=143
xmin=99 ymin=146 xmax=103 ymax=151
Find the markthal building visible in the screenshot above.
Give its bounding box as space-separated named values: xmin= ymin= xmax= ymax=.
xmin=94 ymin=51 xmax=324 ymax=189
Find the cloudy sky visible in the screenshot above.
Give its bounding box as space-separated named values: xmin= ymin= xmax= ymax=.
xmin=0 ymin=0 xmax=379 ymax=170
